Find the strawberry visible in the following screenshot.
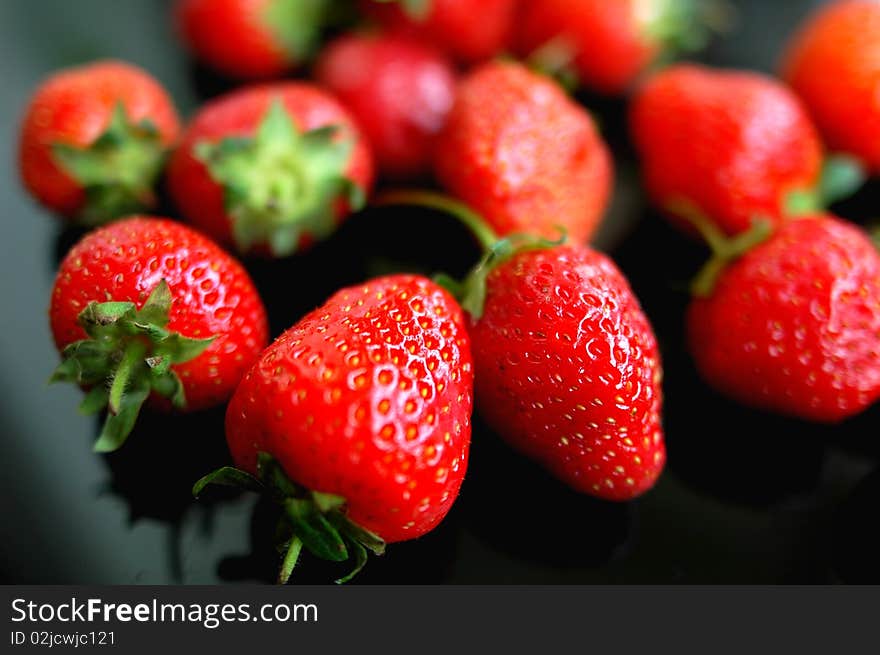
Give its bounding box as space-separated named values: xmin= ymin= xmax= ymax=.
xmin=434 ymin=61 xmax=613 ymax=245
xmin=377 ymin=193 xmax=665 ymax=501
xmin=175 ymin=0 xmax=334 ymax=79
xmin=360 ymin=0 xmax=516 ymax=64
xmin=18 ymin=60 xmax=180 ymax=225
xmin=315 ymin=32 xmax=456 ymax=180
xmin=467 ymin=244 xmax=665 ymax=501
xmin=195 ymin=274 xmax=473 ymax=582
xmin=50 ymin=216 xmax=269 ymax=451
xmin=630 ymin=64 xmax=827 ymax=237
xmin=516 ymin=0 xmax=712 ymax=95
xmin=687 ymin=214 xmax=880 ymax=423
xmin=167 ymin=83 xmax=374 ymax=257
xmin=782 ymin=0 xmax=880 ymax=174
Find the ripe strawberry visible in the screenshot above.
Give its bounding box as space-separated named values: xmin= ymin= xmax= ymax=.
xmin=782 ymin=0 xmax=880 ymax=174
xmin=175 ymin=0 xmax=333 ymax=79
xmin=630 ymin=64 xmax=824 ymax=237
xmin=18 ymin=60 xmax=180 ymax=225
xmin=360 ymin=0 xmax=516 ymax=64
xmin=167 ymin=83 xmax=374 ymax=257
xmin=466 ymin=244 xmax=665 ymax=501
xmin=687 ymin=215 xmax=880 ymax=422
xmin=434 ymin=61 xmax=613 ymax=245
xmin=50 ymin=216 xmax=269 ymax=451
xmin=196 ymin=275 xmax=473 ymax=582
xmin=516 ymin=0 xmax=710 ymax=95
xmin=315 ymin=32 xmax=456 ymax=180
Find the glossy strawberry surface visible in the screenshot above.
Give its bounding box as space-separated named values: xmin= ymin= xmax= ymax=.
xmin=226 ymin=275 xmax=473 ymax=542
xmin=688 ymin=215 xmax=880 ymax=422
xmin=51 ymin=216 xmax=269 ymax=411
xmin=435 ymin=61 xmax=613 ymax=245
xmin=470 ymin=245 xmax=665 ymax=501
xmin=631 ymin=64 xmax=823 ymax=236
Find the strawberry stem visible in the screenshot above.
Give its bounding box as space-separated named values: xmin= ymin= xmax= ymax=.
xmin=668 ymin=199 xmax=773 ymax=297
xmin=278 ymin=536 xmax=303 ymax=585
xmin=373 ymin=190 xmax=567 ymax=318
xmin=108 ymin=340 xmax=147 ymax=415
xmin=373 ymin=189 xmax=500 ymax=253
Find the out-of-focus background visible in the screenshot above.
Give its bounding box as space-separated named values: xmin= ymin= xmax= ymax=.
xmin=1 ymin=0 xmax=878 ymax=584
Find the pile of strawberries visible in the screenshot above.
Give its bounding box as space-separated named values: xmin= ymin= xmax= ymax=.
xmin=18 ymin=0 xmax=880 ymax=583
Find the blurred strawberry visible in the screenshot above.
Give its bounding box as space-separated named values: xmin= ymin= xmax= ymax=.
xmin=434 ymin=61 xmax=612 ymax=244
xmin=630 ymin=64 xmax=830 ymax=237
xmin=315 ymin=33 xmax=456 ymax=180
xmin=19 ymin=60 xmax=179 ymax=225
xmin=176 ymin=0 xmax=334 ymax=79
xmin=517 ymin=0 xmax=716 ymax=95
xmin=782 ymin=0 xmax=880 ymax=174
xmin=361 ymin=0 xmax=516 ymax=64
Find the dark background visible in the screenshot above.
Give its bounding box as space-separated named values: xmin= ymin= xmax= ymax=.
xmin=1 ymin=0 xmax=878 ymax=584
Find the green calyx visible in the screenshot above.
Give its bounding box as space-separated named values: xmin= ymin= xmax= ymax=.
xmin=371 ymin=0 xmax=432 ymax=21
xmin=668 ymin=199 xmax=773 ymax=298
xmin=644 ymin=0 xmax=733 ymax=62
xmin=524 ymin=37 xmax=581 ymax=93
xmin=52 ymin=103 xmax=167 ymax=226
xmin=373 ymin=190 xmax=566 ymax=319
xmin=50 ymin=281 xmax=215 ymax=452
xmin=784 ymin=154 xmax=867 ymax=216
xmin=261 ymin=0 xmax=335 ymax=63
xmin=193 ymin=452 xmax=385 ymax=585
xmin=196 ymin=99 xmax=364 ymax=257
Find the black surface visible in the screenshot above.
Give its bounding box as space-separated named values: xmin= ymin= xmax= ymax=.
xmin=1 ymin=0 xmax=878 ymax=584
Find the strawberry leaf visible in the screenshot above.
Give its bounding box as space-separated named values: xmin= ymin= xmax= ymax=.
xmin=284 ymin=498 xmax=349 ymax=562
xmin=193 ymin=452 xmax=387 ymax=583
xmin=52 ymin=102 xmax=166 ymax=226
xmin=195 ymin=99 xmax=361 ymax=257
xmin=50 ymin=278 xmax=217 ymax=452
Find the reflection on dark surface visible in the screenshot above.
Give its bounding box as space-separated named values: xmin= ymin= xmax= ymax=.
xmin=832 ymin=469 xmax=880 ymax=584
xmin=462 ymin=416 xmax=635 ymax=568
xmin=98 ymin=405 xmax=236 ymax=581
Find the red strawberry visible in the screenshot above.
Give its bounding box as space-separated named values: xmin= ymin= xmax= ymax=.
xmin=167 ymin=83 xmax=374 ymax=257
xmin=434 ymin=61 xmax=613 ymax=245
xmin=516 ymin=0 xmax=709 ymax=95
xmin=360 ymin=0 xmax=516 ymax=64
xmin=18 ymin=60 xmax=180 ymax=225
xmin=197 ymin=274 xmax=473 ymax=582
xmin=377 ymin=192 xmax=665 ymax=500
xmin=50 ymin=216 xmax=269 ymax=451
xmin=175 ymin=0 xmax=333 ymax=79
xmin=467 ymin=244 xmax=665 ymax=501
xmin=630 ymin=64 xmax=825 ymax=237
xmin=687 ymin=215 xmax=880 ymax=423
xmin=782 ymin=0 xmax=880 ymax=174
xmin=315 ymin=32 xmax=456 ymax=180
